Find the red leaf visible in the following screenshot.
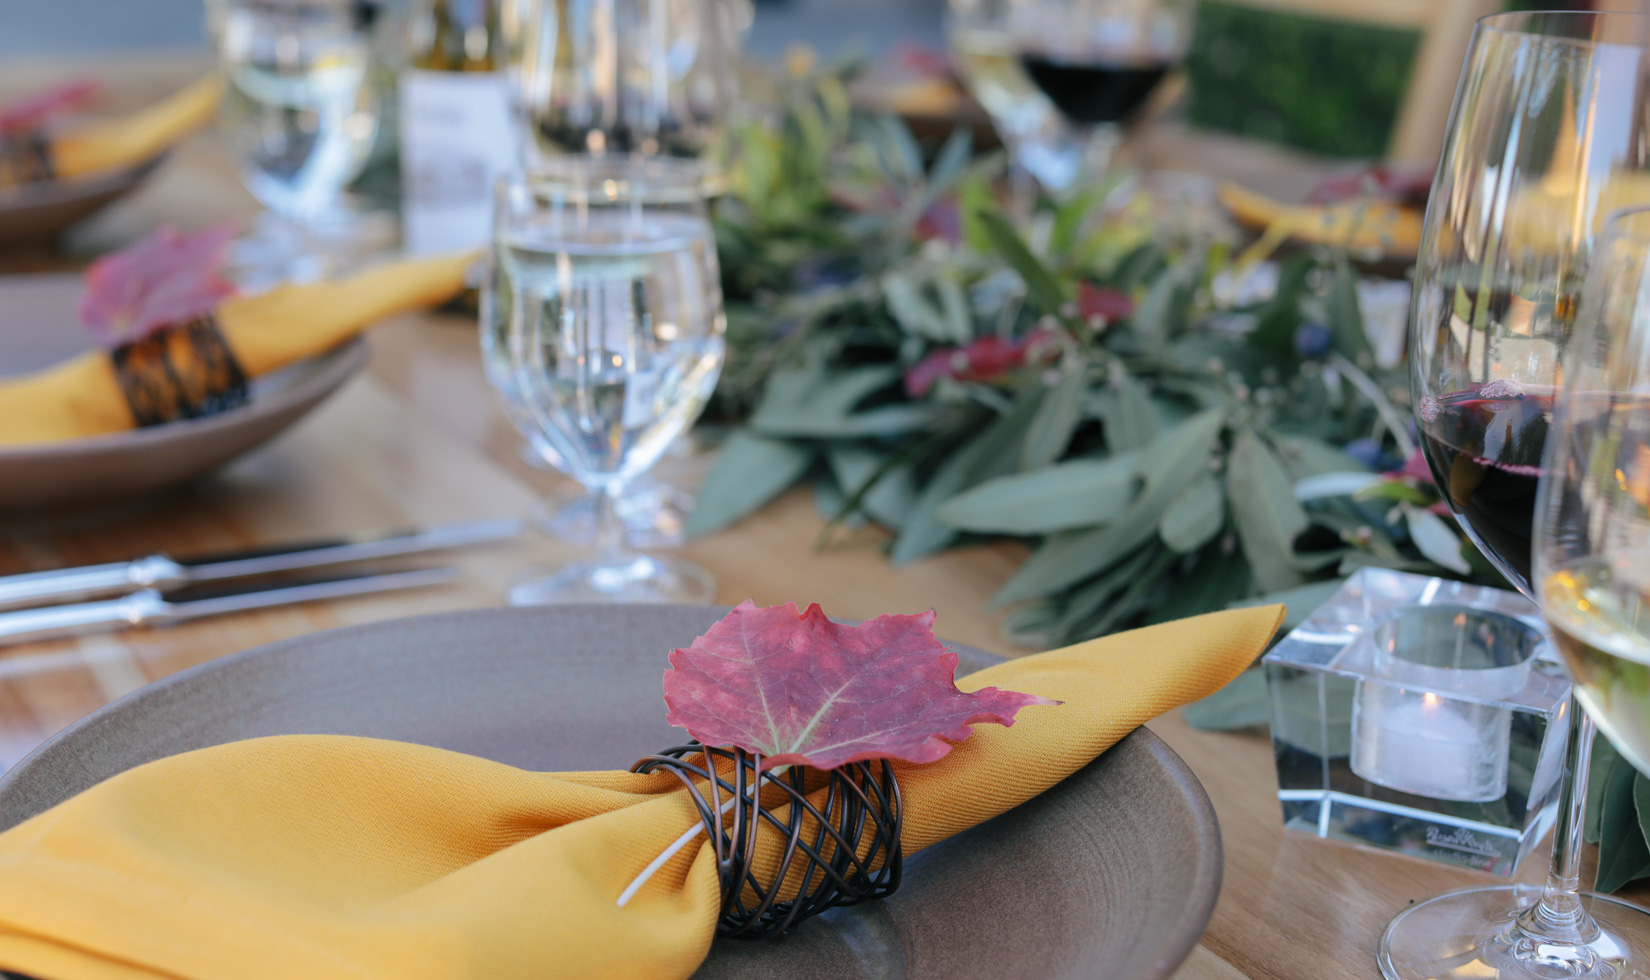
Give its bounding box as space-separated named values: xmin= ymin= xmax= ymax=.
xmin=663 ymin=601 xmax=1058 ymax=770
xmin=0 ymin=78 xmax=99 ymax=135
xmin=79 ymin=224 xmax=238 ymax=346
xmin=1077 ymin=282 xmax=1135 ymax=322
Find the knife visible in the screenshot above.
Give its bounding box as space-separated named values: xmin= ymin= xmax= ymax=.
xmin=0 ymin=566 xmax=461 ymax=646
xmin=0 ymin=519 xmax=520 ymax=610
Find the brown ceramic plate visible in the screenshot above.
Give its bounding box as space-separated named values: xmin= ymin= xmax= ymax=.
xmin=0 ymin=605 xmax=1223 ymax=980
xmin=0 ymin=273 xmax=364 ymax=514
xmin=0 ymin=155 xmax=167 ymax=246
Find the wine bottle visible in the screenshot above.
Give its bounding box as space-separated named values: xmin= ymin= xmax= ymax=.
xmin=399 ymin=0 xmax=520 ymax=255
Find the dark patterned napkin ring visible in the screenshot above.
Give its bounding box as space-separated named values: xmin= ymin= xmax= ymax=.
xmin=0 ymin=129 xmax=53 ymax=186
xmin=631 ymin=741 xmax=903 ymax=939
xmin=109 ymin=314 xmax=250 ymax=428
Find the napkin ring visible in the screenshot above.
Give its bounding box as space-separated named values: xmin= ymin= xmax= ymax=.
xmin=109 ymin=314 xmax=250 ymax=427
xmin=0 ymin=129 xmax=52 ymax=186
xmin=632 ymin=742 xmax=904 ymax=939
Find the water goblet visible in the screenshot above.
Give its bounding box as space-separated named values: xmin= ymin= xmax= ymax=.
xmin=485 ymin=157 xmax=725 ymax=604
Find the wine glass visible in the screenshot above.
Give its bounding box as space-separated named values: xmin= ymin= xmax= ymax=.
xmin=999 ymin=0 xmax=1194 ymax=190
xmin=946 ymin=0 xmax=1084 ymax=197
xmin=216 ymin=0 xmax=389 ymax=285
xmin=1399 ymin=12 xmax=1650 ymax=980
xmin=1532 ymin=205 xmax=1650 ymax=974
xmin=485 ymin=157 xmax=725 ymax=604
xmin=514 ymin=0 xmax=739 ymax=179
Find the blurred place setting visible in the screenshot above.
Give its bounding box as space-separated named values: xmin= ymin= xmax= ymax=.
xmin=2 ymin=2 xmax=1650 ymax=980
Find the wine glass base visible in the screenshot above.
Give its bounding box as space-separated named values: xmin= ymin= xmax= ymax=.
xmin=1379 ymin=884 xmax=1650 ymax=980
xmin=507 ymin=554 xmax=715 ymax=606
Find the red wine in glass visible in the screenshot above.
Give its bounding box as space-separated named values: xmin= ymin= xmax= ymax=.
xmin=1018 ymin=55 xmax=1171 ymax=124
xmin=1417 ymin=381 xmax=1553 ymax=592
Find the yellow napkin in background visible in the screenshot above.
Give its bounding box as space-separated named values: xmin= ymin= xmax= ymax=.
xmin=43 ymin=75 xmax=220 ymax=180
xmin=0 ymin=605 xmax=1283 ymax=980
xmin=1218 ymin=181 xmax=1426 ymax=261
xmin=0 ymin=252 xmax=475 ymax=447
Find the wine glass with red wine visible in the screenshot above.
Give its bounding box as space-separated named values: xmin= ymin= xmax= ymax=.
xmin=1003 ymin=0 xmax=1194 ymax=186
xmin=1392 ymin=11 xmax=1650 ymax=980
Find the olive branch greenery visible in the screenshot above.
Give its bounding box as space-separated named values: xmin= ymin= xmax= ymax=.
xmin=692 ymin=66 xmax=1650 ymax=891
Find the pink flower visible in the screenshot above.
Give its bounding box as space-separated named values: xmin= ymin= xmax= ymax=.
xmin=893 ymin=43 xmax=953 ymax=79
xmin=904 ymin=328 xmax=1063 ymax=397
xmin=1077 ymin=282 xmax=1135 ymax=323
xmin=79 ymin=224 xmax=239 ymax=346
xmin=0 ymin=78 xmax=98 ymax=136
xmin=1391 ymin=448 xmax=1435 ymax=485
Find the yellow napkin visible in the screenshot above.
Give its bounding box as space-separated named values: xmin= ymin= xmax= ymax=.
xmin=0 ymin=252 xmax=475 ymax=447
xmin=37 ymin=75 xmax=220 ymax=181
xmin=0 ymin=605 xmax=1283 ymax=980
xmin=1219 ymin=181 xmax=1425 ymax=261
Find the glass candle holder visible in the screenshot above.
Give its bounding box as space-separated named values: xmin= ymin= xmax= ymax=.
xmin=1264 ymin=569 xmax=1571 ymax=875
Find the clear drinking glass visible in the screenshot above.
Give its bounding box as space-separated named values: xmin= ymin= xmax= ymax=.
xmin=1396 ymin=12 xmax=1650 ymax=980
xmin=946 ymin=0 xmax=1084 ymax=197
xmin=484 ymin=157 xmax=725 ymax=604
xmin=997 ymin=0 xmax=1194 ymax=190
xmin=514 ymin=0 xmax=739 ymax=179
xmin=216 ymin=0 xmax=385 ymax=283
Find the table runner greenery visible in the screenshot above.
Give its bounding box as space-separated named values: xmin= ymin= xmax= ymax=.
xmin=690 ymin=66 xmax=1650 ymax=890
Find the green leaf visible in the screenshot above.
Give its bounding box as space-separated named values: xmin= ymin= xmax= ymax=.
xmin=1329 ymin=259 xmax=1375 ymax=367
xmin=957 ymin=174 xmax=995 ymax=255
xmin=993 ymin=408 xmax=1228 ymax=604
xmin=1145 ymin=547 xmax=1252 ymax=626
xmin=937 ymin=451 xmax=1140 ymax=534
xmin=1595 ymin=751 xmax=1650 ymax=893
xmin=812 ymin=474 xmax=866 ymax=530
xmin=1294 ymin=472 xmax=1384 ymax=501
xmin=934 ymin=272 xmax=973 ymax=345
xmin=751 ymin=360 xmax=940 ymax=438
xmin=1355 ymin=480 xmax=1434 ymax=506
xmin=926 ymin=126 xmax=973 ymax=190
xmin=1228 ymin=428 xmax=1309 ymax=593
xmin=1093 ymin=369 xmax=1161 ymax=452
xmin=979 ymin=211 xmax=1068 ymax=316
xmin=1229 ymin=579 xmax=1344 ymax=634
xmin=1160 ymin=474 xmax=1226 ymax=553
xmin=1131 ymin=263 xmax=1179 ymax=342
xmin=1053 ymin=545 xmax=1160 ymax=637
xmin=890 ymin=392 xmax=1045 ymax=565
xmin=827 ymin=445 xmax=918 ymax=530
xmin=1049 ymin=184 xmax=1107 ymax=256
xmin=1183 ymin=670 xmax=1270 ymax=731
xmin=1269 ymin=433 xmax=1371 ymax=479
xmin=1406 ymin=508 xmax=1471 ymax=575
xmin=882 ymin=272 xmax=955 ymax=343
xmin=686 ymin=432 xmax=816 ymax=537
xmin=1020 ymin=366 xmax=1088 ymax=470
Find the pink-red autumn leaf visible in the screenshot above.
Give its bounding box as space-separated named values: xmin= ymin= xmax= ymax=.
xmin=663 ymin=601 xmax=1058 ymax=770
xmin=79 ymin=224 xmax=238 ymax=345
xmin=0 ymin=78 xmax=99 ymax=136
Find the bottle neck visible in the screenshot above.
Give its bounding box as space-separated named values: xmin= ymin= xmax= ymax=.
xmin=410 ymin=0 xmax=500 ymax=72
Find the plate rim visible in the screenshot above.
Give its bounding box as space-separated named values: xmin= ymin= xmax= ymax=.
xmin=0 ymin=336 xmax=368 ymax=460
xmin=0 ymin=152 xmax=167 ymax=209
xmin=0 ymin=605 xmax=1225 ymax=979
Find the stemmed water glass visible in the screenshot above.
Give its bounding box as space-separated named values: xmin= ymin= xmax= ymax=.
xmin=995 ymin=0 xmax=1194 ymax=191
xmin=483 ymin=156 xmax=725 ymax=604
xmin=215 ymin=0 xmax=388 ymax=285
xmin=1398 ymin=11 xmax=1650 ymax=979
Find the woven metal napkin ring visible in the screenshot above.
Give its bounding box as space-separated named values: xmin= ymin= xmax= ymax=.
xmin=109 ymin=314 xmax=250 ymax=427
xmin=631 ymin=741 xmax=903 ymax=939
xmin=0 ymin=129 xmax=52 ymax=186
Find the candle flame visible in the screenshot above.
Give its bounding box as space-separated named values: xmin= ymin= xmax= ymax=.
xmin=1423 ymin=692 xmax=1440 ymax=708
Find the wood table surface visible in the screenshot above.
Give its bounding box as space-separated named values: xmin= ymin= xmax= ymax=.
xmin=1 ymin=54 xmax=1646 ymax=980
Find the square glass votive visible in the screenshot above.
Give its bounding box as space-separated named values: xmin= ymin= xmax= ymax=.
xmin=1262 ymin=568 xmax=1571 ymax=876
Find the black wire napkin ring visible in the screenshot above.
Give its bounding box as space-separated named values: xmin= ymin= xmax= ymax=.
xmin=630 ymin=741 xmax=903 ymax=939
xmin=0 ymin=129 xmax=52 ymax=186
xmin=108 ymin=314 xmax=249 ymax=427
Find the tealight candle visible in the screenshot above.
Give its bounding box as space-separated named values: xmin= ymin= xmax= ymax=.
xmin=1350 ymin=606 xmax=1542 ymax=803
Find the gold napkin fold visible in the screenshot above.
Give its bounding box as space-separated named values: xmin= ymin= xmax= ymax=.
xmin=0 ymin=605 xmax=1283 ymax=980
xmin=0 ymin=252 xmax=475 ymax=447
xmin=34 ymin=75 xmax=220 ymax=182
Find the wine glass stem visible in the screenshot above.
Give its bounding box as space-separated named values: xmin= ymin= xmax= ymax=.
xmin=591 ymin=485 xmax=628 ymax=567
xmin=1518 ymin=697 xmax=1601 ymax=944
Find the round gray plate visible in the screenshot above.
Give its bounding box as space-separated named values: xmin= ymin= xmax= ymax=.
xmin=0 ymin=606 xmax=1223 ymax=980
xmin=0 ymin=155 xmax=166 ymax=246
xmin=0 ymin=274 xmax=364 ymax=514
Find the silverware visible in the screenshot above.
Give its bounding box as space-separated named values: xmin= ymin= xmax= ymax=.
xmin=0 ymin=519 xmax=519 ymax=610
xmin=0 ymin=566 xmax=460 ymax=646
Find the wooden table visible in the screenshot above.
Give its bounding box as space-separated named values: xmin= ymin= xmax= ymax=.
xmin=0 ymin=55 xmax=1645 ymax=980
